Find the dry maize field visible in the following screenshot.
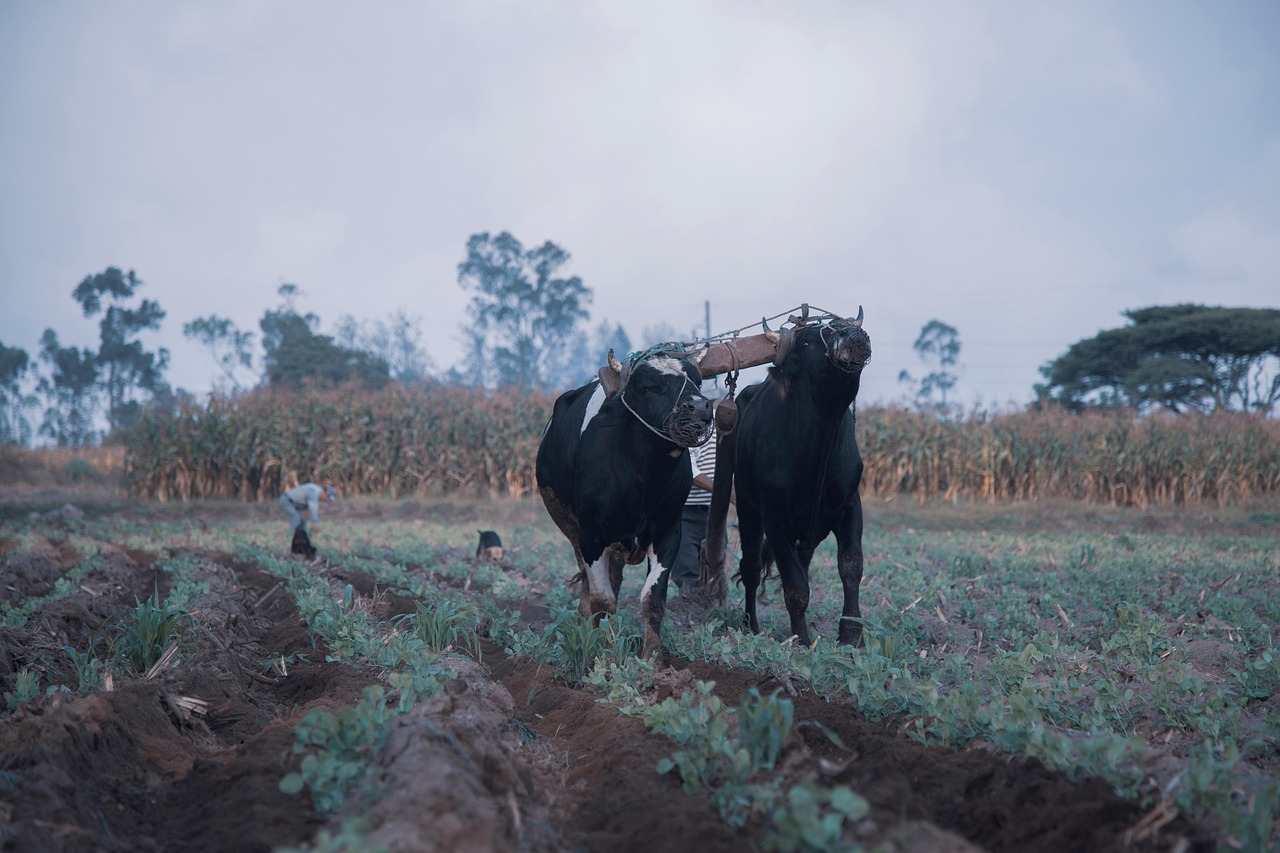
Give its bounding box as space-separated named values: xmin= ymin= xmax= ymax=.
xmin=0 ymin=489 xmax=1277 ymax=852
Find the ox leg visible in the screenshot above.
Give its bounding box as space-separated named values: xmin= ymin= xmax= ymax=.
xmin=639 ymin=524 xmax=681 ymax=658
xmin=766 ymin=521 xmax=812 ymax=646
xmin=607 ymin=547 xmax=625 ymax=601
xmin=578 ymin=539 xmax=619 ymax=623
xmin=737 ymin=502 xmax=765 ymax=635
xmin=834 ymin=493 xmax=866 ymax=646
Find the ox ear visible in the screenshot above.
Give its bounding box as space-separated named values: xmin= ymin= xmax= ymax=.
xmin=598 ymin=365 xmax=622 ymax=397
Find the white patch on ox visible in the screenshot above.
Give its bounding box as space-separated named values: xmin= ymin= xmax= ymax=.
xmin=579 ymin=384 xmax=606 ymax=435
xmin=585 ymin=555 xmax=617 ymax=609
xmin=639 ymin=553 xmax=670 ymax=610
xmin=648 ymin=356 xmax=687 ymax=377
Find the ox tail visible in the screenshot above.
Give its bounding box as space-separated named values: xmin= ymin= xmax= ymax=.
xmin=700 ymin=398 xmax=739 ymax=604
xmin=564 ymin=570 xmax=586 ymax=589
xmin=730 ymin=537 xmax=776 ymax=603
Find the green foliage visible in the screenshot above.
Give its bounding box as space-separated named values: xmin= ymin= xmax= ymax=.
xmin=0 ymin=554 xmax=103 ymax=628
xmin=0 ymin=341 xmax=35 ymax=445
xmin=898 ymin=318 xmax=961 ymax=408
xmin=183 ymin=314 xmax=258 ymax=393
xmin=508 ymin=609 xmax=642 ymax=683
xmin=456 ymin=231 xmax=592 ymax=390
xmin=3 ymin=670 xmax=41 ymax=713
xmin=63 ymin=458 xmax=95 ymax=482
xmin=71 ymin=266 xmax=169 ymax=435
xmin=276 ymin=817 xmax=389 ymax=853
xmin=280 ymin=685 xmax=398 ymax=813
xmin=1037 ymin=304 xmax=1280 ymax=414
xmin=333 ymin=309 xmax=434 ymax=386
xmin=61 ymin=640 xmax=105 ymax=692
xmin=110 ymin=592 xmax=190 ymax=675
xmin=599 ymin=673 xmax=869 ymax=843
xmin=260 ymin=284 xmax=390 ymax=390
xmin=37 ymin=328 xmax=99 ymax=447
xmin=766 ymin=783 xmax=869 ymax=853
xmin=273 ymin=814 xmax=384 ymax=850
xmin=401 ymin=596 xmax=479 ymax=655
xmin=1231 ymin=648 xmax=1280 ymax=701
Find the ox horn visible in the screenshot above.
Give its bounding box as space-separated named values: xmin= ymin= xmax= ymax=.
xmin=761 ymin=316 xmax=780 ymax=344
xmin=608 ymin=349 xmax=622 ymax=373
xmin=849 ymin=305 xmax=864 ymax=328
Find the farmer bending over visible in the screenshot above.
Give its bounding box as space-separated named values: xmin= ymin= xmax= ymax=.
xmin=279 ymin=482 xmax=337 ymax=536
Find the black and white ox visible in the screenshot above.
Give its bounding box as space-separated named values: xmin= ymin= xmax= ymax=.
xmin=731 ymin=310 xmax=872 ymax=646
xmin=536 ymin=351 xmax=714 ymax=656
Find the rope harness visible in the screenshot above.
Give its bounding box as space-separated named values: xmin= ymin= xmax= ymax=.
xmin=611 ymin=302 xmax=865 ymax=446
xmin=618 ymin=368 xmax=714 ymax=447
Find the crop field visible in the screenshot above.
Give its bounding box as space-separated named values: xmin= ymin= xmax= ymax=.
xmin=0 ymin=493 xmax=1276 ymax=851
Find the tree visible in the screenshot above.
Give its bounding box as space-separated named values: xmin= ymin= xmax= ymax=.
xmin=260 ymin=285 xmax=390 ymax=389
xmin=551 ymin=318 xmax=635 ymax=389
xmin=1036 ymin=305 xmax=1280 ymax=415
xmin=72 ymin=267 xmax=169 ymax=433
xmin=593 ymin=319 xmax=632 ymax=363
xmin=334 ymin=309 xmax=434 ymax=385
xmin=0 ymin=341 xmax=36 ymax=445
xmin=36 ymin=330 xmax=99 ymax=447
xmin=457 ymin=232 xmax=591 ymax=391
xmin=640 ymin=322 xmax=682 ymax=348
xmin=183 ymin=315 xmax=259 ymax=393
xmin=898 ymin=320 xmax=961 ymax=409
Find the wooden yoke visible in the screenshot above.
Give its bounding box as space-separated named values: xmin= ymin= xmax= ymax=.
xmin=687 ymin=333 xmax=779 ymax=378
xmin=698 ymin=397 xmax=739 ymax=604
xmin=597 ymin=332 xmax=778 ymax=396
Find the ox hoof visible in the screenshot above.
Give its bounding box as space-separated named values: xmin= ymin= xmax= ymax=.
xmin=583 ymin=597 xmax=618 ymax=623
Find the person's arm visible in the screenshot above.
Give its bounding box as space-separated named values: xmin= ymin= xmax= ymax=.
xmin=308 ymin=490 xmax=321 ymax=522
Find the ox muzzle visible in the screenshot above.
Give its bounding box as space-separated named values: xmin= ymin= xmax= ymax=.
xmin=823 ymin=320 xmax=872 ymax=374
xmin=663 ymin=395 xmax=714 ymax=448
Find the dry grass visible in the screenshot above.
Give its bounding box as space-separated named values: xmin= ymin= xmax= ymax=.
xmin=124 ymin=384 xmax=553 ymax=502
xmin=0 ymin=444 xmax=124 ymax=493
xmin=859 ymin=407 xmax=1280 ymax=507
xmin=118 ymin=388 xmax=1280 ymax=508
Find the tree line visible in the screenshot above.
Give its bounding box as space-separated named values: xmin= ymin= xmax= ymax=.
xmin=3 ymin=232 xmax=1278 ymax=448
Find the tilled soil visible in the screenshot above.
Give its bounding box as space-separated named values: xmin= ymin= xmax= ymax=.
xmin=0 ymin=530 xmax=1216 ymax=852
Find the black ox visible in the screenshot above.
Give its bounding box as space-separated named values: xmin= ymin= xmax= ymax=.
xmin=537 ymin=351 xmax=714 ymax=656
xmin=726 ymin=310 xmax=872 ymax=646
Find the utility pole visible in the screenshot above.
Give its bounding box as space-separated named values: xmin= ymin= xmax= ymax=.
xmin=704 ymin=300 xmax=720 ymax=392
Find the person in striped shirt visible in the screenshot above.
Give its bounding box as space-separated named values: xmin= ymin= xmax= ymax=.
xmin=670 ymin=425 xmax=720 ymax=594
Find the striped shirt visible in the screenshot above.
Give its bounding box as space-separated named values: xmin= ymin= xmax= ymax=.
xmin=686 ymin=427 xmax=718 ymax=506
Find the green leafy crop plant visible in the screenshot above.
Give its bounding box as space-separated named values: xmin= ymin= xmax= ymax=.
xmin=109 ymin=590 xmax=192 ymax=675
xmin=0 ymin=553 xmax=103 ymax=629
xmin=590 ymin=667 xmax=870 ymax=848
xmin=279 ymin=685 xmax=400 ymax=814
xmin=3 ymin=670 xmax=42 ymax=714
xmin=239 ymin=546 xmax=462 ymax=815
xmin=60 ymin=639 xmax=106 ymax=693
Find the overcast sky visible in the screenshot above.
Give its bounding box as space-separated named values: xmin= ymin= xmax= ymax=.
xmin=2 ymin=1 xmax=1277 ymax=408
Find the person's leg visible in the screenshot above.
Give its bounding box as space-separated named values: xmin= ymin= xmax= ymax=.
xmin=279 ymin=495 xmax=303 ymax=532
xmin=671 ymin=505 xmax=708 ymax=593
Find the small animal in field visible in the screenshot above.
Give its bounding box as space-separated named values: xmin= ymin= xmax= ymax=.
xmin=476 ymin=530 xmax=504 ymax=562
xmin=291 ymin=526 xmax=317 ymax=559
